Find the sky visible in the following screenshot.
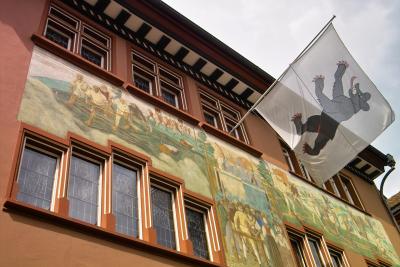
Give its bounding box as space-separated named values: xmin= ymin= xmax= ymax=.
xmin=163 ymin=0 xmax=400 ymax=198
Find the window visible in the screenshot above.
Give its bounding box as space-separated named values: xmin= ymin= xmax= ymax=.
xmin=298 ymin=160 xmax=313 ymax=182
xmin=199 ymin=90 xmax=249 ymax=143
xmin=379 ymin=261 xmax=392 ymax=267
xmin=185 ymin=200 xmax=211 ymax=260
xmin=287 ymin=228 xmax=349 ymax=267
xmin=112 ymin=155 xmax=140 ymax=237
xmin=340 ymin=175 xmax=363 ymax=208
xmin=282 ymin=147 xmax=295 ymax=172
xmin=11 ymin=130 xmax=222 ymax=264
xmin=67 ymin=152 xmax=102 ymax=225
xmin=323 ymin=173 xmax=364 ymax=210
xmin=44 ymin=5 xmax=111 ymax=70
xmin=328 ymin=248 xmax=345 ymax=267
xmin=323 ymin=177 xmax=342 ymax=197
xmin=307 ymin=236 xmax=325 ymax=267
xmin=161 ymin=85 xmax=178 ymax=107
xmin=16 ymin=138 xmax=62 ymax=211
xmin=288 ymin=232 xmax=308 ymax=267
xmin=151 ymin=185 xmax=177 ymax=250
xmin=131 ymin=51 xmax=187 ymax=110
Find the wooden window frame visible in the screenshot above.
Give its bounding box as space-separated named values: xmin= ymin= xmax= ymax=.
xmin=15 ymin=136 xmax=65 ymax=212
xmin=287 ymin=230 xmax=309 ymax=267
xmin=111 ymin=152 xmax=144 ymax=239
xmin=131 ymin=50 xmax=187 ymax=110
xmin=327 ymin=246 xmax=349 ymax=267
xmin=286 ymin=226 xmax=351 ymax=267
xmin=149 ymin=177 xmax=181 ymax=251
xmin=323 ymin=173 xmax=365 ymax=210
xmin=378 ymin=260 xmax=392 ymax=267
xmin=8 ymin=127 xmax=223 ymax=266
xmin=184 ymin=198 xmax=214 ymax=261
xmin=298 ymin=160 xmax=313 ymax=182
xmin=339 ymin=174 xmax=364 ymax=210
xmin=282 ymin=146 xmax=296 ymax=173
xmin=199 ymin=90 xmax=249 ymax=144
xmin=43 ymin=4 xmax=112 ymax=70
xmin=67 ymin=145 xmax=106 ymax=226
xmin=305 ymin=232 xmax=329 ymax=267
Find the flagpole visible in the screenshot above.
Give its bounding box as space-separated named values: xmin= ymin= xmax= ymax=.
xmin=229 ymin=15 xmax=336 ymax=135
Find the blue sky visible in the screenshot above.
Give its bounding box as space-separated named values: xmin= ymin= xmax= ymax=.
xmin=163 ymin=0 xmax=400 ymax=198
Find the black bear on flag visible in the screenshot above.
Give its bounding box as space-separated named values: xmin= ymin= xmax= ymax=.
xmin=291 ymin=61 xmax=371 ymax=156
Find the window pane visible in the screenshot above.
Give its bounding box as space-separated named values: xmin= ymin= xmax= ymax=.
xmin=289 ymin=238 xmax=307 ymax=267
xmin=17 ymin=148 xmax=57 ymax=210
xmin=308 ymin=239 xmax=323 ymax=267
xmin=330 ymin=252 xmax=343 ymax=267
xmin=225 ymin=121 xmax=239 ymax=138
xmin=282 ymin=148 xmax=295 ymax=172
xmin=161 ymin=88 xmax=177 ymax=107
xmin=68 ymin=156 xmax=100 ymax=225
xmin=49 ymin=7 xmax=78 ymax=29
xmin=112 ymin=163 xmax=138 ymax=237
xmin=204 ymin=112 xmax=216 ymax=127
xmin=45 ymin=24 xmax=72 ymax=49
xmin=133 ymin=74 xmax=151 ymax=93
xmin=132 ymin=53 xmax=155 ymax=71
xmin=83 ymin=26 xmax=109 ymax=47
xmin=80 ymin=43 xmax=104 ymax=68
xmin=185 ymin=208 xmax=209 ymax=259
xmin=151 ymin=186 xmax=176 ymax=249
xmin=159 ymin=68 xmax=181 ymax=86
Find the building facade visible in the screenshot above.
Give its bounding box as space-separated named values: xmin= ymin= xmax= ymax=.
xmin=389 ymin=192 xmax=400 ymax=227
xmin=0 ymin=1 xmax=399 ymax=266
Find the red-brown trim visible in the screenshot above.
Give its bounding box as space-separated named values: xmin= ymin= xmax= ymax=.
xmin=284 ymin=221 xmax=306 ymax=234
xmin=42 ymin=0 xmax=119 ymax=73
xmin=110 ymin=141 xmax=152 ymax=166
xmin=183 ymin=189 xmax=215 ymax=206
xmin=365 ymin=257 xmax=381 ymax=266
xmin=31 ymin=34 xmax=123 ymax=87
xmin=124 ymin=82 xmax=200 ymax=126
xmin=6 ymin=124 xmax=225 ymax=266
xmin=324 ymin=239 xmax=345 ymax=253
xmin=377 ymin=258 xmax=393 ymax=267
xmin=183 ymin=190 xmax=224 ymax=265
xmin=3 ymin=199 xmax=224 ymax=267
xmin=338 ymin=171 xmax=366 ymax=210
xmin=199 ymin=122 xmax=262 ymax=158
xmin=303 ymin=224 xmax=324 ymax=237
xmin=149 ymin=166 xmax=184 ymax=186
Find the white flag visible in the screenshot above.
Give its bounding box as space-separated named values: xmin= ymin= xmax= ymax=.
xmin=256 ymin=24 xmax=395 ymax=185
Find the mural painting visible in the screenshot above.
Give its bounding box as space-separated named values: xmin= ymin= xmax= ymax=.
xmin=18 ymin=47 xmax=400 ymax=266
xmin=209 ymin=139 xmax=295 ymax=267
xmin=206 ymin=137 xmax=400 ymax=266
xmin=18 ymin=47 xmax=212 ymax=198
xmin=269 ymin=167 xmax=400 ymax=265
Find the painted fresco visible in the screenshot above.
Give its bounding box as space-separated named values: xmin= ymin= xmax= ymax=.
xmin=18 ymin=47 xmax=212 ymax=198
xmin=209 ymin=138 xmax=295 ymax=267
xmin=207 ymin=135 xmax=400 ymax=266
xmin=18 ymin=47 xmax=400 ymax=266
xmin=269 ymin=167 xmax=400 ymax=264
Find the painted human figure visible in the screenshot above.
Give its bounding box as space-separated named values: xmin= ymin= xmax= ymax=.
xmin=291 ymin=61 xmax=371 ymax=155
xmin=255 ymin=211 xmax=285 ymax=267
xmin=112 ymin=97 xmax=131 ymax=131
xmin=67 ymin=74 xmax=88 ymax=107
xmin=85 ymin=85 xmax=108 ymax=126
xmin=233 ymin=205 xmax=262 ymax=265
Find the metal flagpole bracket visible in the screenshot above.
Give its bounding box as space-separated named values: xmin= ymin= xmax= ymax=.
xmin=229 ymin=15 xmax=336 ymax=134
